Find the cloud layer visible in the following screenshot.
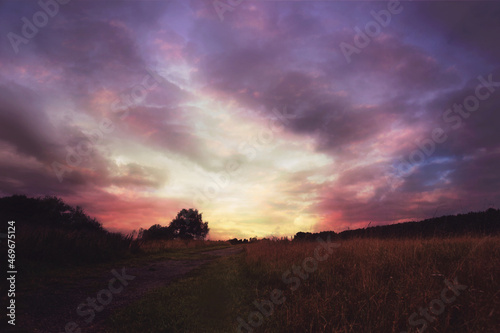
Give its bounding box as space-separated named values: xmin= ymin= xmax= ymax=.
xmin=1 ymin=0 xmax=499 ymax=238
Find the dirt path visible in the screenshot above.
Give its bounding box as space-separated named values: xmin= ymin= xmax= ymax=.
xmin=12 ymin=246 xmax=243 ymax=333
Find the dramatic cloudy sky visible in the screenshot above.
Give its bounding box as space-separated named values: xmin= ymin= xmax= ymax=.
xmin=0 ymin=0 xmax=499 ymax=239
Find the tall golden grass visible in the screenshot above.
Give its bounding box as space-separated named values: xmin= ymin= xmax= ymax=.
xmin=242 ymin=236 xmax=499 ymax=332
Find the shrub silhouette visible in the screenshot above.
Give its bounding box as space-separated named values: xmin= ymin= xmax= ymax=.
xmin=142 ymin=223 xmax=174 ymax=240
xmin=0 ymin=194 xmax=103 ymax=231
xmin=0 ymin=195 xmax=133 ymax=264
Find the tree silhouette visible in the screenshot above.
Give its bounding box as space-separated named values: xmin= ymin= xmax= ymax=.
xmin=168 ymin=208 xmax=209 ymax=240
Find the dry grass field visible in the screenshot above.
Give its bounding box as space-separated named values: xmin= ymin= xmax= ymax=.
xmin=240 ymin=236 xmax=499 ymax=332
xmin=109 ymin=235 xmax=499 ymax=333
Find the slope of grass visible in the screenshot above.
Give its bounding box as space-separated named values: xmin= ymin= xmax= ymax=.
xmin=14 ymin=223 xmax=229 ymax=271
xmin=108 ymin=236 xmax=499 ymax=333
xmin=17 ymin=225 xmax=134 ymax=265
xmin=13 ymin=224 xmax=230 ymax=298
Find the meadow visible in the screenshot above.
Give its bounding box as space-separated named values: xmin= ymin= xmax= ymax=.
xmin=5 ymin=196 xmax=498 ymax=332
xmin=109 ymin=235 xmax=500 ymax=333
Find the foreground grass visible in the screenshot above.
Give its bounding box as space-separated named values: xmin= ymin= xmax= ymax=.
xmin=108 ymin=236 xmax=499 ymax=333
xmin=108 ymin=253 xmax=254 ymax=333
xmin=243 ymin=236 xmax=500 ymax=332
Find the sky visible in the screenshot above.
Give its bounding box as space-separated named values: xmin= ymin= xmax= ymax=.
xmin=0 ymin=0 xmax=499 ymax=239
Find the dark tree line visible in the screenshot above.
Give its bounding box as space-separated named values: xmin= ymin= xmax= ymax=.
xmin=228 ymin=237 xmax=258 ymax=245
xmin=294 ymin=208 xmax=500 ymax=241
